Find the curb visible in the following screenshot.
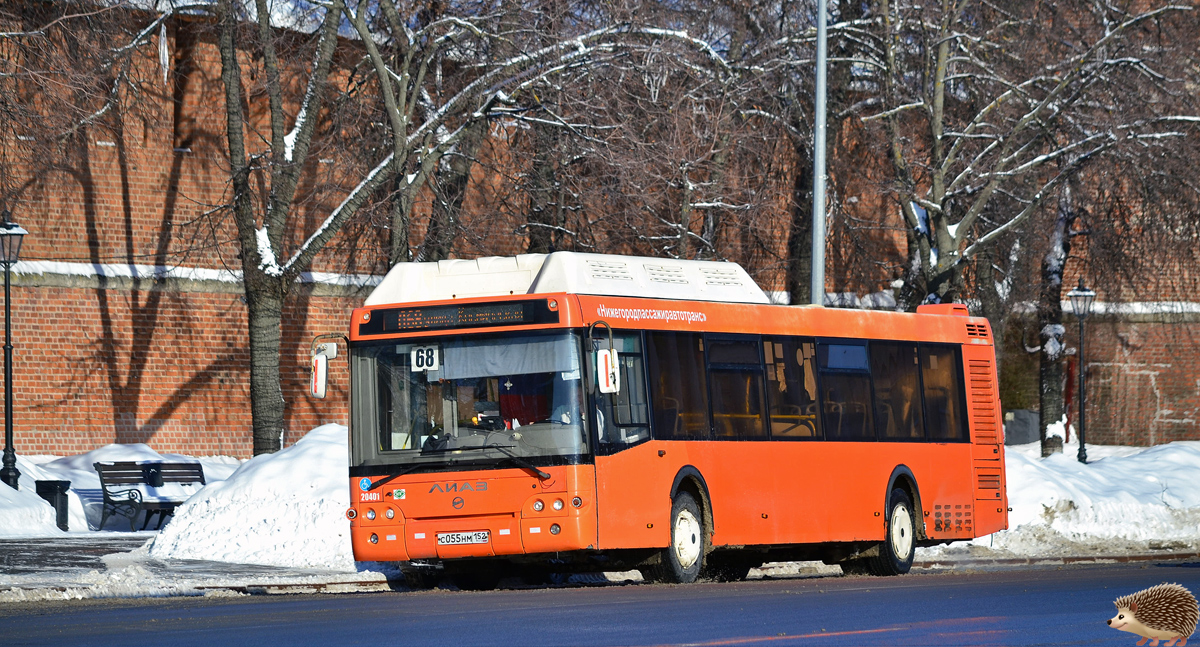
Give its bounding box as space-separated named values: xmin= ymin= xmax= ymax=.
xmin=193 ymin=580 xmax=395 ymax=595
xmin=915 ymin=552 xmax=1200 ymax=569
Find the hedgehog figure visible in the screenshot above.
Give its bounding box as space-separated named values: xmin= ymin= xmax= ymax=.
xmin=1108 ymin=583 xmax=1199 ymax=646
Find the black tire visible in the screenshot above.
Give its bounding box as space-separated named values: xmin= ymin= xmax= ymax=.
xmin=645 ymin=491 xmax=706 ymax=584
xmin=868 ymin=488 xmax=916 ymax=576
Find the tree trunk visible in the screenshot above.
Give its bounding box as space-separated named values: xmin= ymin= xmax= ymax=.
xmin=696 ymin=133 xmax=732 ymax=260
xmin=976 ymin=246 xmax=1008 ymax=379
xmin=526 ymin=120 xmax=561 ymax=254
xmin=678 ymin=165 xmax=693 ymax=259
xmin=1037 ymin=189 xmax=1075 ymax=456
xmin=924 ymin=259 xmax=964 ymax=305
xmin=218 ymin=0 xmax=286 ymax=454
xmin=896 ymin=228 xmax=926 ymax=311
xmin=389 ymin=175 xmax=411 ymax=266
xmin=245 ymin=277 xmax=287 ymax=455
xmin=418 ymin=121 xmax=486 ymax=262
xmin=785 ymin=155 xmax=814 ymax=305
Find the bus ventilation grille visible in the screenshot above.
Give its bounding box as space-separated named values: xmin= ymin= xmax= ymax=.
xmin=933 ymin=504 xmax=973 ymax=534
xmin=976 ymin=471 xmax=1002 ymax=490
xmin=968 ymin=359 xmax=999 ymax=444
xmin=699 ymin=267 xmax=745 ymax=287
xmin=646 ymin=265 xmax=689 ymax=284
xmin=965 ymin=323 xmax=990 ymax=338
xmin=587 ymin=260 xmax=633 ymax=281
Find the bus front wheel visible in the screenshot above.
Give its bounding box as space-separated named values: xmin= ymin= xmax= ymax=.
xmin=869 ymin=488 xmax=916 ymax=576
xmin=644 ymin=491 xmax=706 ymax=584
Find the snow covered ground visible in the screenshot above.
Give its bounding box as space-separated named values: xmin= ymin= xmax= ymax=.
xmin=927 ymin=431 xmax=1200 ymax=559
xmin=2 ymin=422 xmax=1199 ymax=601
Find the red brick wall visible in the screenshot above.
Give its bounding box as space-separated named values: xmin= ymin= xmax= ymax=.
xmin=1082 ymin=318 xmax=1200 ymax=446
xmin=12 ymin=21 xmax=384 ymax=280
xmin=6 ymin=281 xmax=355 ymax=458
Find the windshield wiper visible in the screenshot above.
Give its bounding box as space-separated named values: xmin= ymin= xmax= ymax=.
xmin=482 ymin=443 xmax=552 ymax=480
xmin=367 ymin=464 xmax=427 ymax=491
xmin=418 ymin=442 xmax=551 ymax=480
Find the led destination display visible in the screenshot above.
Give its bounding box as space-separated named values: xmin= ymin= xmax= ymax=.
xmin=357 ymin=300 xmax=559 ymax=336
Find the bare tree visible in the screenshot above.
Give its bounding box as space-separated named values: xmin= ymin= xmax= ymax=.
xmin=861 ymin=0 xmax=1198 ymax=308
xmin=1 ymin=2 xmax=180 ymax=207
xmin=213 ymin=0 xmax=743 ymax=453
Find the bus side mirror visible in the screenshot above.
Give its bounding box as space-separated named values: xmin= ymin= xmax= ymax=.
xmin=310 ymin=341 xmax=338 ymax=399
xmin=311 ymin=353 xmax=329 ymax=399
xmin=597 ymin=348 xmax=620 ymax=394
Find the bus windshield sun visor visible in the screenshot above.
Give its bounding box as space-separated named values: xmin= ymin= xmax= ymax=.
xmin=440 ymin=334 xmax=579 ymax=381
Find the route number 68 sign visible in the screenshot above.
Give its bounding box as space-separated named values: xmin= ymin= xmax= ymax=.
xmin=410 ymin=345 xmax=440 ymax=372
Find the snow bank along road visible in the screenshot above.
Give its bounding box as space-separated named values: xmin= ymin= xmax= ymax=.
xmin=3 ymin=424 xmax=1200 ymax=601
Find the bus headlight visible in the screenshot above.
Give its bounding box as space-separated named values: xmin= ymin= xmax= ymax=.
xmin=533 ymin=500 xmax=544 ymax=512
xmin=385 ymin=508 xmax=395 ymax=519
xmin=366 ymin=508 xmax=376 ymax=520
xmin=553 ymin=499 xmax=564 ymax=511
xmin=550 ymin=524 xmax=561 ymax=535
xmin=369 ymin=533 xmax=379 ymax=544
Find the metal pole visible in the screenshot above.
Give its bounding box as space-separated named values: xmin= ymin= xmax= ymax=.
xmin=810 ymin=0 xmax=828 ymax=306
xmin=1076 ymin=316 xmax=1087 ymax=464
xmin=0 ymin=260 xmax=18 ymax=489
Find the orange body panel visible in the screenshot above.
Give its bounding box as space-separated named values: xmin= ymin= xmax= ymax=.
xmin=594 ymin=439 xmax=980 ymax=549
xmin=346 ymin=292 xmax=1008 ymax=562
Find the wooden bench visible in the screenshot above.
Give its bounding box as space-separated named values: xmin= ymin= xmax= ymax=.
xmin=93 ymin=461 xmax=206 ymax=531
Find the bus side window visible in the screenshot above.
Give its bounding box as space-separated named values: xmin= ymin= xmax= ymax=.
xmin=764 ymin=337 xmax=821 ymax=439
xmin=921 ymin=345 xmax=968 ymax=441
xmin=707 ymin=337 xmax=767 ymax=440
xmin=817 ymin=342 xmax=875 ymax=441
xmin=597 ymin=333 xmax=650 ymax=453
xmin=870 ymin=342 xmax=925 ymax=441
xmin=647 ymin=332 xmax=710 ymax=440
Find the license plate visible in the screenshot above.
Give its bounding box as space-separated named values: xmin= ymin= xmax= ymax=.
xmin=437 ymin=531 xmax=489 ymax=545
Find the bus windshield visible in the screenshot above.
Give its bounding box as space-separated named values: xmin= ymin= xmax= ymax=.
xmin=352 ymin=332 xmax=589 ymax=469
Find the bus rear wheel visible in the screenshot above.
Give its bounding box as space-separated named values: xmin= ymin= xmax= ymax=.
xmin=868 ymin=488 xmax=916 ymax=576
xmin=643 ymin=491 xmax=706 ymax=584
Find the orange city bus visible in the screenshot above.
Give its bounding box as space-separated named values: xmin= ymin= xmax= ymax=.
xmin=312 ymin=252 xmax=1008 ymax=588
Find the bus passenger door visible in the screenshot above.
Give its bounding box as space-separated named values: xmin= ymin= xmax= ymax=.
xmin=591 ymin=333 xmax=673 ymax=550
xmin=963 ymin=344 xmax=1008 ymax=535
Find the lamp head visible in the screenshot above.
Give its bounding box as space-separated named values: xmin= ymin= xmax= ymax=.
xmin=0 ymin=210 xmax=27 ymax=265
xmin=1067 ymin=278 xmax=1096 ymax=319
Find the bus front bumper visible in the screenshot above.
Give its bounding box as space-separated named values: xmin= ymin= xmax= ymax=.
xmin=349 ymin=512 xmax=595 ymax=561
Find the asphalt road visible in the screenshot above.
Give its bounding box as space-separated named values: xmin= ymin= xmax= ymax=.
xmin=2 ymin=561 xmax=1198 ymax=646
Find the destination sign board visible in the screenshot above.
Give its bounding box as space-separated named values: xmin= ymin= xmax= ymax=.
xmin=357 ymin=300 xmax=559 ymax=336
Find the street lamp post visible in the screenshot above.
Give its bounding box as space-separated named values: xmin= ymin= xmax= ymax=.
xmin=0 ymin=211 xmax=26 ymax=490
xmin=1067 ymin=279 xmax=1096 ymax=465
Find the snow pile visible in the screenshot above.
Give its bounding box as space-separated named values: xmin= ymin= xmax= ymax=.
xmin=980 ymin=438 xmax=1200 ymax=555
xmin=0 ymin=445 xmax=242 ymax=536
xmin=0 ymin=469 xmax=61 ymax=537
xmin=147 ymin=424 xmax=355 ymax=571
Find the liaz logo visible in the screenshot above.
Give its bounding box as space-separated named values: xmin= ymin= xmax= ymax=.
xmin=428 ymin=481 xmax=488 ymax=493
